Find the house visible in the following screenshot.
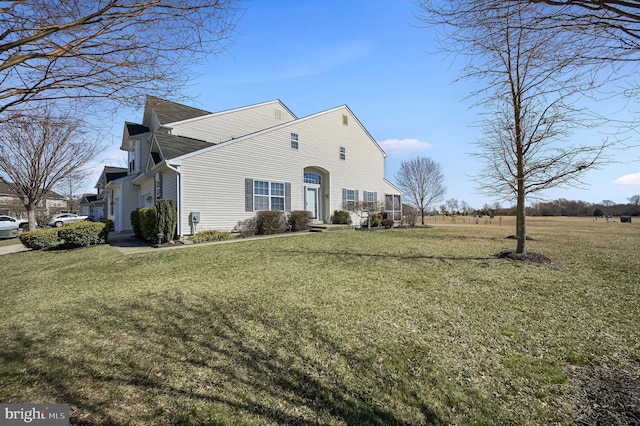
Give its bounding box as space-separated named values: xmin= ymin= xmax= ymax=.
xmin=0 ymin=180 xmax=68 ymax=221
xmin=80 ymin=166 xmax=128 ymax=221
xmin=105 ymin=96 xmax=402 ymax=235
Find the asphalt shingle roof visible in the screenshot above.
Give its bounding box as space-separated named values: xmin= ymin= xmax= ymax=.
xmin=154 ymin=133 xmax=215 ymax=160
xmin=146 ymin=96 xmax=212 ymax=125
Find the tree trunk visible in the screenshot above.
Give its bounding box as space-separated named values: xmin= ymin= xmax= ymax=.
xmin=26 ymin=200 xmax=38 ymax=232
xmin=420 ymin=207 xmax=425 ymax=225
xmin=516 ymin=142 xmax=527 ymax=254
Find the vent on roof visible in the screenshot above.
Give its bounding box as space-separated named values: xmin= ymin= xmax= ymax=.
xmin=342 ymin=114 xmax=348 ymax=126
xmin=275 ymin=109 xmax=282 ymax=119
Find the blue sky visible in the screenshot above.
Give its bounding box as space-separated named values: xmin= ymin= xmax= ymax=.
xmin=97 ymin=0 xmax=640 ymax=209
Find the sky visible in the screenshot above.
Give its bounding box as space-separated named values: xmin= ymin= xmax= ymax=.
xmin=95 ymin=0 xmax=640 ymax=209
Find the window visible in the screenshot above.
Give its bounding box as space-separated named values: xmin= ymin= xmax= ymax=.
xmin=155 ymin=172 xmax=162 ymax=200
xmin=345 ymin=189 xmax=355 ymax=210
xmin=367 ymin=191 xmax=376 ymax=203
xmin=304 ymin=172 xmax=321 ymax=185
xmin=339 ymin=146 xmax=346 ymax=161
xmin=128 ymin=149 xmax=135 ymax=173
xmin=254 ymin=180 xmax=285 ymax=211
xmin=290 ymin=132 xmax=299 ymax=150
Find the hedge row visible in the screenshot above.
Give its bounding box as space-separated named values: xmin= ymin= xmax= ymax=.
xmin=19 ymin=221 xmax=110 ymax=250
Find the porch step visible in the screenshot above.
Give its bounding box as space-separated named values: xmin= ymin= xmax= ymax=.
xmin=309 ymin=224 xmax=355 ymax=232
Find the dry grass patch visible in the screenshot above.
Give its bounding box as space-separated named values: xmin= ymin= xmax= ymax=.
xmin=0 ymin=217 xmax=638 ymax=424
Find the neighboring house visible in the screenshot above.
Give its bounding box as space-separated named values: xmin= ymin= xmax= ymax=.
xmin=104 ymin=96 xmax=402 ymax=234
xmin=0 ymin=180 xmax=68 ymax=221
xmin=80 ymin=166 xmax=128 ymax=221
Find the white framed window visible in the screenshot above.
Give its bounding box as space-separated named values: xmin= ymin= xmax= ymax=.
xmin=339 ymin=146 xmax=346 ymax=161
xmin=290 ymin=132 xmax=299 ymax=150
xmin=254 ymin=180 xmax=285 ymax=211
xmin=155 ymin=172 xmax=162 ymax=200
xmin=345 ymin=189 xmax=355 ymax=210
xmin=304 ymin=172 xmax=321 ymax=185
xmin=367 ymin=191 xmax=375 ymax=203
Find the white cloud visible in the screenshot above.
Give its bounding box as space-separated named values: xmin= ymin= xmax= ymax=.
xmin=378 ymin=138 xmax=433 ymax=155
xmin=613 ymin=172 xmax=640 ymax=186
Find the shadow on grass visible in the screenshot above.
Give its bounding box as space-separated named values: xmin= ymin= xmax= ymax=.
xmin=0 ymin=293 xmax=450 ymax=425
xmin=272 ymin=247 xmax=494 ymax=262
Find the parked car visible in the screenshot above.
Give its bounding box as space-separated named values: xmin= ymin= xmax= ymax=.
xmin=0 ymin=215 xmax=29 ymax=229
xmin=47 ymin=213 xmax=90 ymax=227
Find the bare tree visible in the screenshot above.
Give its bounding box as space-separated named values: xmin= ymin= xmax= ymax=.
xmin=55 ymin=170 xmax=92 ymax=214
xmin=629 ymin=194 xmax=640 ymax=213
xmin=0 ymin=1 xmax=241 ymax=121
xmin=394 ymin=157 xmax=446 ymax=225
xmin=0 ymin=106 xmax=99 ymax=230
xmin=417 ymin=1 xmax=612 ymax=254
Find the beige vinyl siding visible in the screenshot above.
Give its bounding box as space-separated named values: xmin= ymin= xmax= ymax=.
xmin=170 ymin=102 xmax=295 ymax=144
xmin=180 ymin=107 xmax=389 ymax=232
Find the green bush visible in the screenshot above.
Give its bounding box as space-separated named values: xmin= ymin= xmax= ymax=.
xmin=156 ymin=199 xmax=178 ymax=242
xmin=19 ymin=228 xmax=60 ymax=250
xmin=332 ymin=210 xmax=352 ymax=225
xmin=234 ymin=217 xmax=257 ymax=238
xmin=58 ymin=222 xmax=107 ymax=248
xmin=256 ymin=210 xmax=287 ymax=235
xmin=190 ymin=230 xmax=235 ymax=244
xmin=288 ymin=210 xmax=312 ymax=232
xmin=137 ymin=207 xmax=158 ymax=241
xmin=131 ymin=210 xmax=142 ymax=239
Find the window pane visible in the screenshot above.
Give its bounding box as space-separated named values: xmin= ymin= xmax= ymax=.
xmin=254 ymin=180 xmax=269 ymax=195
xmin=367 ymin=191 xmax=375 ymax=202
xmin=271 ymin=197 xmax=284 ymax=211
xmin=346 ymin=189 xmax=355 ymax=201
xmin=304 ymin=172 xmax=321 ymax=185
xmin=254 ymin=196 xmax=269 ymax=210
xmin=271 ymin=182 xmax=284 ymax=196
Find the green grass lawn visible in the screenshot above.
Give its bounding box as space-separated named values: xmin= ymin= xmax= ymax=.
xmin=0 ymin=217 xmax=638 ymax=425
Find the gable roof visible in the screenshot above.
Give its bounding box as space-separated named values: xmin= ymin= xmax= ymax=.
xmin=170 ymin=104 xmax=387 ymax=162
xmin=126 ymin=122 xmax=150 ymax=136
xmin=154 ymin=133 xmax=215 ymax=160
xmin=145 ymin=96 xmax=212 ymax=125
xmin=0 ymin=180 xmax=65 ymax=199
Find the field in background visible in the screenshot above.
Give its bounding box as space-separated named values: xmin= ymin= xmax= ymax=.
xmin=0 ymin=217 xmax=638 ymax=424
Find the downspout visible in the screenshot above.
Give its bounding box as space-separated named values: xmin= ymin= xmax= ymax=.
xmin=163 ymin=161 xmax=183 ymax=237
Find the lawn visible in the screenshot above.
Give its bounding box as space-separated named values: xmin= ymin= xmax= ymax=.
xmin=0 ymin=217 xmax=638 ymax=425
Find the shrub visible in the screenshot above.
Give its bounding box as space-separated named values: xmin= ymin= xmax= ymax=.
xmin=58 ymin=222 xmax=107 ymax=248
xmin=190 ymin=230 xmax=235 ymax=244
xmin=368 ymin=213 xmax=383 ymax=228
xmin=332 ymin=210 xmax=352 ymax=225
xmin=99 ymin=218 xmax=115 ymax=233
xmin=256 ymin=210 xmax=287 ymax=235
xmin=19 ymin=228 xmax=60 ymax=250
xmin=234 ymin=217 xmax=257 ymax=238
xmin=156 ymin=199 xmax=178 ymax=242
xmin=137 ymin=207 xmax=158 ymax=241
xmin=621 ymin=216 xmax=632 ymax=223
xmin=288 ymin=210 xmax=312 ymax=232
xmin=131 ymin=210 xmax=142 ymax=239
xmin=382 ymin=218 xmax=395 ymax=229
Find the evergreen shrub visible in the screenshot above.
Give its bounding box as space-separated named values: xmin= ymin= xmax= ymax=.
xmin=19 ymin=228 xmax=60 ymax=250
xmin=58 ymin=222 xmax=107 ymax=248
xmin=332 ymin=210 xmax=352 ymax=225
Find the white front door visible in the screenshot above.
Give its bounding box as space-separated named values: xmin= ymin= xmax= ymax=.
xmin=305 ymin=187 xmax=319 ymax=219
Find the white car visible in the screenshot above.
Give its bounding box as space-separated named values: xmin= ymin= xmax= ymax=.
xmin=0 ymin=215 xmax=29 ymax=230
xmin=47 ymin=213 xmax=90 ymax=227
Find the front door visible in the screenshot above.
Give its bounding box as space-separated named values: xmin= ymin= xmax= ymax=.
xmin=305 ymin=187 xmax=319 ymax=219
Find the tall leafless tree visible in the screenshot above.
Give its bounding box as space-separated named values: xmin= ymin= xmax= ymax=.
xmin=0 ymin=106 xmax=99 ymax=230
xmin=0 ymin=1 xmax=242 ymax=121
xmin=395 ymin=157 xmax=446 ymax=225
xmin=417 ymin=1 xmax=613 ymax=254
